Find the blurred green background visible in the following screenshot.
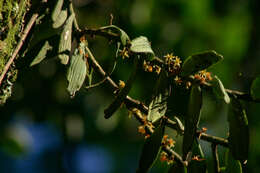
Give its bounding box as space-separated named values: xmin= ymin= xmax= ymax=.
xmin=0 ymin=0 xmax=260 ymax=172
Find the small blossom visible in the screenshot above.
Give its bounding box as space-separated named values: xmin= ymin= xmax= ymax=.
xmin=145 ymin=134 xmax=151 ymax=139
xmin=119 ymin=80 xmax=125 ymax=89
xmin=138 ymin=126 xmax=146 ymax=135
xmin=186 ymin=81 xmax=192 ymax=89
xmin=174 ymin=76 xmax=182 ymax=85
xmin=119 ymin=47 xmax=129 ymax=59
xmin=192 ymin=155 xmax=205 ymax=161
xmin=155 ymin=65 xmax=161 ymax=75
xmin=147 ymin=65 xmax=153 ymax=72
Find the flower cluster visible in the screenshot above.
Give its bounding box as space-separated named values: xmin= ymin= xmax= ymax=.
xmin=143 ymin=60 xmax=161 ymax=75
xmin=130 ymin=108 xmax=154 ymax=139
xmin=160 ymin=135 xmax=176 ymax=164
xmin=194 ymin=70 xmax=212 ymax=84
xmin=138 ymin=116 xmax=154 ymax=139
xmin=164 ymin=53 xmax=182 ymax=75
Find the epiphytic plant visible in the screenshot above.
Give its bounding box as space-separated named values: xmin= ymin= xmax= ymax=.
xmin=1 ymin=0 xmax=260 ymax=172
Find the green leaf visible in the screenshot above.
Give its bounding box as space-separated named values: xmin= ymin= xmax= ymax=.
xmin=181 ymin=50 xmax=223 ymax=76
xmin=168 ymin=162 xmax=187 ymax=173
xmin=187 ymin=139 xmax=207 ymax=173
xmin=104 ymin=58 xmax=139 ymax=119
xmin=52 ymin=9 xmax=68 ymax=29
xmin=67 ymin=41 xmax=87 ymax=97
xmin=211 ymin=75 xmax=230 ymax=104
xmin=147 ymin=70 xmax=169 ymax=123
xmin=251 ymin=75 xmax=260 ymax=100
xmin=58 ymin=14 xmax=74 ymax=65
xmin=30 ymin=41 xmax=53 ymax=66
xmin=100 ymin=25 xmax=130 ymax=46
xmin=136 ymin=123 xmax=165 ymax=173
xmin=183 ymin=85 xmax=202 ymax=158
xmin=130 ymin=36 xmax=155 ymax=60
xmin=228 ymin=97 xmax=249 ymax=163
xmin=225 ymin=149 xmax=242 ymax=173
xmin=52 ymin=0 xmax=64 ymax=22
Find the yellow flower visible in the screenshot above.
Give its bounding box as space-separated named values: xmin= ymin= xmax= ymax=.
xmin=138 ymin=126 xmax=146 ymax=135
xmin=118 ymin=80 xmax=125 ymax=89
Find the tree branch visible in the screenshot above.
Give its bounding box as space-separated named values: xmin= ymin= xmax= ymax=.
xmin=0 ymin=13 xmax=39 ymax=87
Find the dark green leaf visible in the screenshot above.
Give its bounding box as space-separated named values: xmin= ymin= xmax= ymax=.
xmin=52 ymin=0 xmax=64 ymax=22
xmin=136 ymin=123 xmax=165 ymax=173
xmin=212 ymin=75 xmax=230 ymax=104
xmin=250 ymin=75 xmax=260 ymax=100
xmin=225 ymin=149 xmax=242 ymax=173
xmin=30 ymin=41 xmax=53 ymax=66
xmin=104 ymin=58 xmax=139 ymax=119
xmin=100 ymin=25 xmax=130 ymax=46
xmin=168 ymin=162 xmax=187 ymax=173
xmin=228 ymin=97 xmax=249 ymax=163
xmin=52 ymin=9 xmax=68 ymax=29
xmin=183 ymin=85 xmax=202 ymax=158
xmin=147 ymin=70 xmax=169 ymax=123
xmin=130 ymin=36 xmax=155 ymax=60
xmin=187 ymin=139 xmax=207 ymax=173
xmin=67 ymin=42 xmax=87 ymax=97
xmin=181 ymin=50 xmax=223 ymax=76
xmin=59 ymin=14 xmax=74 ymax=65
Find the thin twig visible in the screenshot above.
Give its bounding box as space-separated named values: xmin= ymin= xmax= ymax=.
xmin=211 ymin=143 xmax=221 ymax=173
xmin=0 ymin=13 xmax=39 ymax=87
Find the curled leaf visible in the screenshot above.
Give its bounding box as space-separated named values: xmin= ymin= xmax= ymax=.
xmin=100 ymin=25 xmax=130 ymax=46
xmin=181 ymin=50 xmax=223 ymax=76
xmin=52 ymin=9 xmax=68 ymax=29
xmin=30 ymin=41 xmax=53 ymax=66
xmin=67 ymin=42 xmax=87 ymax=97
xmin=58 ymin=14 xmax=74 ymax=65
xmin=228 ymin=97 xmax=249 ymax=163
xmin=147 ymin=70 xmax=169 ymax=123
xmin=137 ymin=123 xmax=165 ymax=173
xmin=212 ymin=75 xmax=230 ymax=104
xmin=52 ymin=0 xmax=64 ymax=22
xmin=130 ymin=36 xmax=155 ymax=60
xmin=183 ymin=85 xmax=202 ymax=159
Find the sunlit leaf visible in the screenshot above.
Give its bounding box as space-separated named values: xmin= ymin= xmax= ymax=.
xmin=225 ymin=149 xmax=242 ymax=173
xmin=52 ymin=9 xmax=68 ymax=29
xmin=59 ymin=14 xmax=74 ymax=65
xmin=181 ymin=50 xmax=223 ymax=76
xmin=212 ymin=75 xmax=230 ymax=104
xmin=250 ymin=75 xmax=260 ymax=100
xmin=168 ymin=162 xmax=187 ymax=173
xmin=148 ymin=70 xmax=169 ymax=123
xmin=30 ymin=41 xmax=53 ymax=66
xmin=183 ymin=85 xmax=202 ymax=158
xmin=136 ymin=123 xmax=165 ymax=173
xmin=104 ymin=58 xmax=139 ymax=119
xmin=67 ymin=42 xmax=87 ymax=97
xmin=130 ymin=36 xmax=155 ymax=60
xmin=100 ymin=25 xmax=130 ymax=46
xmin=228 ymin=97 xmax=249 ymax=163
xmin=51 ymin=0 xmax=64 ymax=22
xmin=187 ymin=139 xmax=207 ymax=173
